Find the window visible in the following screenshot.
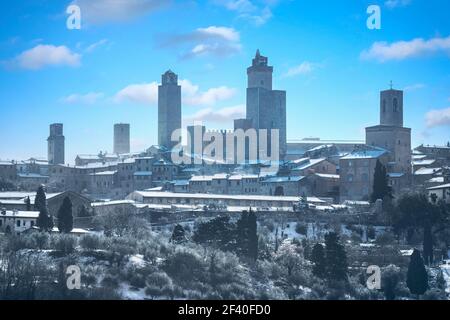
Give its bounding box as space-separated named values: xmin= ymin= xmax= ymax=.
xmin=17 ymin=220 xmax=21 ymax=227
xmin=393 ymin=98 xmax=398 ymax=112
xmin=382 ymin=99 xmax=386 ymax=113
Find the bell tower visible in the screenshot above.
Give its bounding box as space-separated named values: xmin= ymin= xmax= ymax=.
xmin=380 ymin=83 xmax=403 ymax=127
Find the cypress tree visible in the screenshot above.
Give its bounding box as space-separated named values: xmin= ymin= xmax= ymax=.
xmin=170 ymin=224 xmax=187 ymax=244
xmin=370 ymin=160 xmax=392 ymax=203
xmin=34 ymin=185 xmax=47 ymax=212
xmin=37 ymin=207 xmax=51 ymax=232
xmin=324 ymin=232 xmax=348 ymax=282
xmin=407 ymin=249 xmax=428 ymax=297
xmin=311 ymin=243 xmax=326 ymax=279
xmin=25 ymin=196 xmax=31 ymax=211
xmin=247 ymin=209 xmax=258 ymax=261
xmin=57 ymin=196 xmax=73 ymax=233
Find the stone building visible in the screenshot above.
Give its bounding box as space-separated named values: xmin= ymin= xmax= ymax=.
xmin=0 ymin=161 xmax=16 ymax=182
xmin=339 ymin=148 xmax=390 ymax=201
xmin=47 ymin=123 xmax=65 ymax=165
xmin=365 ymin=87 xmax=412 ymax=194
xmin=114 ymin=123 xmax=130 ymax=154
xmin=158 ymin=70 xmax=181 ymax=151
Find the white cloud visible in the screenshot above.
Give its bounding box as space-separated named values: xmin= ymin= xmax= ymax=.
xmin=159 ymin=26 xmax=241 ymax=59
xmin=213 ymin=0 xmax=277 ymax=26
xmin=184 ymin=105 xmax=245 ymax=123
xmin=61 ymin=92 xmax=104 ymax=105
xmin=114 ymin=79 xmax=236 ymax=106
xmin=10 ymin=44 xmax=81 ymax=70
xmin=283 ymin=61 xmax=320 ymax=78
xmin=72 ymin=0 xmax=169 ymax=24
xmin=361 ymin=36 xmax=450 ymax=62
xmin=385 ymin=0 xmax=411 ymax=9
xmin=85 ymin=39 xmax=110 ymax=53
xmin=403 ymin=83 xmax=425 ymax=92
xmin=183 ymin=84 xmax=236 ymax=106
xmin=425 ymin=107 xmax=450 ymax=128
xmin=114 ymin=82 xmax=159 ymax=105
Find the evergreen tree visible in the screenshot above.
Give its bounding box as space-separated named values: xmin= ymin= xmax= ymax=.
xmin=37 ymin=207 xmax=52 ymax=232
xmin=34 ymin=185 xmax=47 ymax=212
xmin=311 ymin=243 xmax=326 ymax=279
xmin=236 ymin=209 xmax=258 ymax=260
xmin=324 ymin=232 xmax=348 ymax=282
xmin=193 ymin=216 xmax=236 ymax=251
xmin=406 ymin=249 xmax=428 ymax=297
xmin=57 ymin=196 xmax=73 ymax=233
xmin=25 ymin=196 xmax=31 ymax=211
xmin=247 ymin=209 xmax=258 ymax=261
xmin=370 ymin=160 xmax=392 ymax=203
xmin=170 ymin=224 xmax=187 ymax=244
xmin=423 ymin=223 xmax=433 ymax=266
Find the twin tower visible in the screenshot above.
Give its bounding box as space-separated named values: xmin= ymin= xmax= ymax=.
xmin=158 ymin=50 xmax=287 ymax=159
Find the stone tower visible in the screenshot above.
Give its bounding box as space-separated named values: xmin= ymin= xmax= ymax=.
xmin=380 ymin=88 xmax=403 ymax=127
xmin=114 ymin=123 xmax=130 ymax=154
xmin=243 ymin=50 xmax=286 ymax=160
xmin=158 ymin=70 xmax=181 ymax=150
xmin=366 ymin=85 xmax=411 ymax=193
xmin=47 ymin=123 xmax=65 ymax=165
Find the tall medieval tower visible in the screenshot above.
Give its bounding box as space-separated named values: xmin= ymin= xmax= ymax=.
xmin=114 ymin=123 xmax=130 ymax=154
xmin=241 ymin=50 xmax=287 ymax=160
xmin=47 ymin=123 xmax=65 ymax=165
xmin=158 ymin=70 xmax=181 ymax=150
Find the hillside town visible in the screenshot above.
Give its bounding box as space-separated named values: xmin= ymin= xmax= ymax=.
xmin=1 ymin=51 xmax=449 ymax=300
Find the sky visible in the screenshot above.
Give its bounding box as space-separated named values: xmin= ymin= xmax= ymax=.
xmin=0 ymin=0 xmax=449 ymax=164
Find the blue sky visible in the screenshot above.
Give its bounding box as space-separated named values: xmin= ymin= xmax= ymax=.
xmin=0 ymin=0 xmax=449 ymax=164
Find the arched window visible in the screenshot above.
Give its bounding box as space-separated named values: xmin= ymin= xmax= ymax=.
xmin=393 ymin=98 xmax=398 ymax=112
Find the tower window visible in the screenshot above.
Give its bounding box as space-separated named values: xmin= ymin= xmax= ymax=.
xmin=393 ymin=98 xmax=398 ymax=112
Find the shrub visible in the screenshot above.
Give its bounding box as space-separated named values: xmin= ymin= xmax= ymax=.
xmin=295 ymin=223 xmax=307 ymax=236
xmin=80 ymin=234 xmax=102 ymax=251
xmin=51 ymin=234 xmax=77 ymax=254
xmin=146 ymin=272 xmax=173 ymax=289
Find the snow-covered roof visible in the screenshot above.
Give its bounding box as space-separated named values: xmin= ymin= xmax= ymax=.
xmin=133 ymin=191 xmax=302 ymax=203
xmin=190 ymin=175 xmax=213 ymax=182
xmin=89 ymin=170 xmax=117 ymax=176
xmin=412 ymin=159 xmax=436 ymax=166
xmin=341 ymin=149 xmax=387 ymax=160
xmin=291 ymin=158 xmax=327 ymax=170
xmin=427 ymin=177 xmax=444 ymax=184
xmin=0 ymin=210 xmax=39 ymax=219
xmin=414 ymin=167 xmax=442 ymax=175
xmin=92 ymin=200 xmax=136 ymax=207
xmin=427 ymin=183 xmax=450 ymax=191
xmin=315 ymin=173 xmax=339 ymax=179
xmin=263 ymin=176 xmax=305 ymax=183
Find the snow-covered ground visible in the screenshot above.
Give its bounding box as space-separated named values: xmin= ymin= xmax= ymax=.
xmin=440 ymin=262 xmax=450 ymax=294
